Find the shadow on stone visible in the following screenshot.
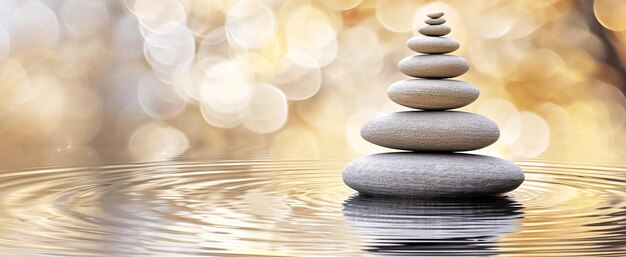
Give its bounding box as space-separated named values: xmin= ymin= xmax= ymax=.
xmin=342 ymin=194 xmax=524 ymax=256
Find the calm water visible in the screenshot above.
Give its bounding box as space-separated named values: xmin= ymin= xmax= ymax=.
xmin=1 ymin=152 xmax=626 ymax=256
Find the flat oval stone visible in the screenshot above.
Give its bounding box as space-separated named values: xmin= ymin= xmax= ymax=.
xmin=418 ymin=25 xmax=450 ymax=36
xmin=361 ymin=111 xmax=499 ymax=151
xmin=399 ymin=54 xmax=469 ymax=79
xmin=407 ymin=36 xmax=459 ymax=54
xmin=387 ymin=79 xmax=479 ymax=110
xmin=427 ymin=12 xmax=444 ymax=19
xmin=343 ymin=152 xmax=524 ymax=197
xmin=425 ymin=18 xmax=445 ymax=25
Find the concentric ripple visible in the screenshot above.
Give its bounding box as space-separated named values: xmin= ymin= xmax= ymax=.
xmin=0 ymin=157 xmax=625 ymax=256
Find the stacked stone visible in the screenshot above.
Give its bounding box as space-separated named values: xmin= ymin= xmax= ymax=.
xmin=343 ymin=12 xmax=524 ymax=198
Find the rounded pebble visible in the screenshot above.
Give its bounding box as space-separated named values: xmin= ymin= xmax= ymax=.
xmin=427 ymin=12 xmax=444 ymax=19
xmin=399 ymin=54 xmax=469 ymax=78
xmin=407 ymin=36 xmax=459 ymax=54
xmin=343 ymin=152 xmax=524 ymax=197
xmin=387 ymin=79 xmax=479 ymax=110
xmin=418 ymin=25 xmax=451 ymax=36
xmin=361 ymin=111 xmax=499 ymax=151
xmin=425 ymin=18 xmax=446 ymax=25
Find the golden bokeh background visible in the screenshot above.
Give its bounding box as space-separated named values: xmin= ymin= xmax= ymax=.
xmin=0 ymin=0 xmax=625 ymax=162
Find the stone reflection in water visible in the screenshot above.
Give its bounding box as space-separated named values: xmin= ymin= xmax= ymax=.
xmin=343 ymin=195 xmax=524 ymax=256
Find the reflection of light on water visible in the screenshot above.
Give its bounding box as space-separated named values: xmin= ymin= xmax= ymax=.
xmin=0 ymin=158 xmax=624 ymax=256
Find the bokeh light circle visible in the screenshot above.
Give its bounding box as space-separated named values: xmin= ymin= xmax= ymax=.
xmin=0 ymin=59 xmax=34 ymax=117
xmin=129 ymin=122 xmax=190 ymax=161
xmin=10 ymin=0 xmax=60 ymax=49
xmin=137 ymin=73 xmax=187 ymax=119
xmin=59 ymin=0 xmax=110 ymax=39
xmin=226 ymin=0 xmax=276 ymax=48
xmin=0 ymin=26 xmax=9 ymax=57
xmin=594 ymin=0 xmax=626 ymax=31
xmin=506 ymin=112 xmax=551 ymax=158
xmin=286 ymin=8 xmax=338 ymax=68
xmin=273 ymin=57 xmax=321 ymax=100
xmin=240 ymin=83 xmax=288 ymax=134
xmin=135 ymin=0 xmax=187 ymax=34
xmin=377 ymin=0 xmax=419 ymax=33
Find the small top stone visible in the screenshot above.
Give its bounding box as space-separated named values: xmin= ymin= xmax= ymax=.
xmin=425 ymin=18 xmax=445 ymax=25
xmin=427 ymin=12 xmax=444 ymax=19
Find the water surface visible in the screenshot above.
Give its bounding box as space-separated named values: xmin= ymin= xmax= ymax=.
xmin=0 ymin=154 xmax=625 ymax=256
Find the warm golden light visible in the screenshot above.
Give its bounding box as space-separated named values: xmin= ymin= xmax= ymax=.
xmin=0 ymin=0 xmax=623 ymax=162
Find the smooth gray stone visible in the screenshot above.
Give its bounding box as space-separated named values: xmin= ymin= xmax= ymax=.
xmin=387 ymin=79 xmax=479 ymax=110
xmin=343 ymin=152 xmax=525 ymax=197
xmin=399 ymin=54 xmax=469 ymax=79
xmin=425 ymin=18 xmax=445 ymax=25
xmin=418 ymin=25 xmax=451 ymax=36
xmin=427 ymin=12 xmax=444 ymax=19
xmin=361 ymin=111 xmax=499 ymax=151
xmin=407 ymin=36 xmax=459 ymax=54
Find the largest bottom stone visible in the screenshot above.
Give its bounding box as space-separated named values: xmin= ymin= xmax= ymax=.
xmin=343 ymin=152 xmax=524 ymax=197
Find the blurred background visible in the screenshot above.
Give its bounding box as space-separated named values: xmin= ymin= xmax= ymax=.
xmin=0 ymin=0 xmax=624 ymax=163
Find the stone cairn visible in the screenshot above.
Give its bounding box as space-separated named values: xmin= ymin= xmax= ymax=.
xmin=343 ymin=12 xmax=524 ymax=198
